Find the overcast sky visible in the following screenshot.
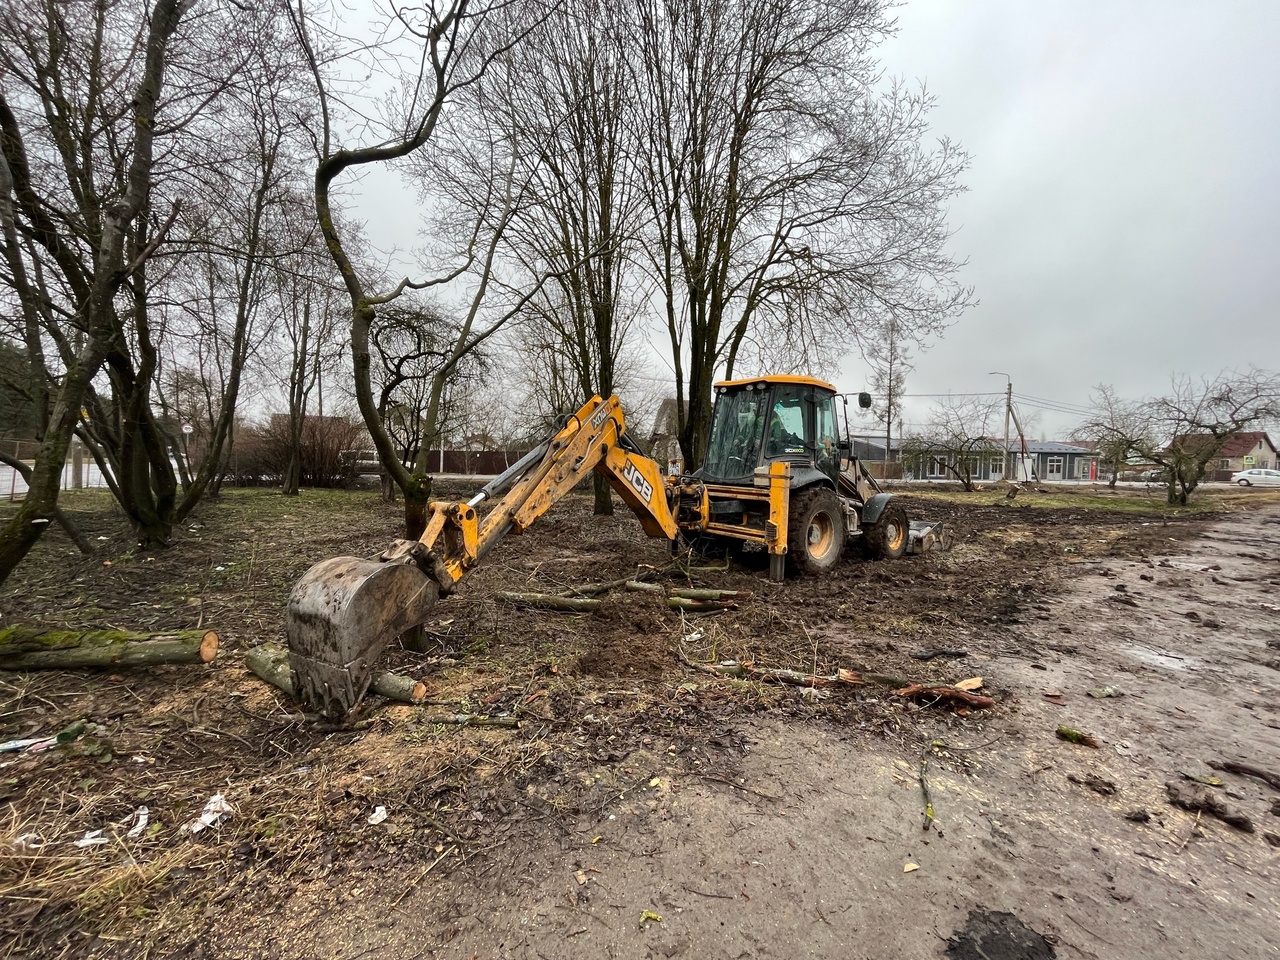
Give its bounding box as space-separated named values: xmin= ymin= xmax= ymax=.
xmin=844 ymin=0 xmax=1280 ymax=437
xmin=350 ymin=1 xmax=1280 ymax=440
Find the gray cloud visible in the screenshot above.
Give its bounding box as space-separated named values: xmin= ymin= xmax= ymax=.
xmin=842 ymin=1 xmax=1280 ymax=437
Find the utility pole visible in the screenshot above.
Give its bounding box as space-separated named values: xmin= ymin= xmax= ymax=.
xmin=990 ymin=372 xmax=1012 ymax=480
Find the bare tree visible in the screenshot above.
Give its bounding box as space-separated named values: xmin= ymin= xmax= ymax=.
xmin=1072 ymin=385 xmax=1141 ymax=489
xmin=70 ymin=6 xmax=312 ymax=540
xmin=864 ymin=315 xmax=915 ymax=465
xmin=630 ymin=0 xmax=972 ymax=467
xmin=0 ymin=0 xmax=187 ymax=582
xmin=288 ymin=0 xmax=557 ymax=536
xmin=473 ymin=0 xmax=649 ymax=515
xmin=1079 ymin=370 xmax=1280 ymax=505
xmin=901 ymin=396 xmax=1002 ymax=492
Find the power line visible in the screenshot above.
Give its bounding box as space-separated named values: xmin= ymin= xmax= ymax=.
xmin=1013 ymin=391 xmax=1094 ymax=414
xmin=898 ymin=392 xmax=1005 ymax=398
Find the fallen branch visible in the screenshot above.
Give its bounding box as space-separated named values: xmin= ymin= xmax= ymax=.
xmin=892 ymin=683 xmax=995 ymax=709
xmin=0 ymin=627 xmax=218 ymax=670
xmin=667 ymin=596 xmax=738 ymax=612
xmin=677 ymin=645 xmax=861 ymax=688
xmin=495 ymin=592 xmax=601 ymax=612
xmin=1206 ymin=759 xmax=1280 ymax=792
xmin=245 ymin=642 xmax=426 ymax=706
xmin=863 ymin=672 xmax=908 ymax=688
xmin=497 ymin=590 xmax=738 ymax=614
xmin=623 ymin=581 xmax=753 ymax=602
xmin=419 ymin=713 xmax=519 ymax=729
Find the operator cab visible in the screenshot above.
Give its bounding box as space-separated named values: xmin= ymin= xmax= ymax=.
xmin=700 ymin=376 xmax=843 ymax=485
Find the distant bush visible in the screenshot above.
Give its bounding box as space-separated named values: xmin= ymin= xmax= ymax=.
xmin=227 ymin=415 xmax=365 ymax=488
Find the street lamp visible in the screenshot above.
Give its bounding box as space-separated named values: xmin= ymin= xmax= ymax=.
xmin=989 ymin=372 xmax=1012 ymax=481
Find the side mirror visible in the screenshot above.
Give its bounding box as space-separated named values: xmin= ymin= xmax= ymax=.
xmin=837 ymin=439 xmax=852 ymax=455
xmin=858 ymin=392 xmax=872 ymax=409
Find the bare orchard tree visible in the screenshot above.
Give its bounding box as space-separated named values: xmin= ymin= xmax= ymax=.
xmin=0 ymin=0 xmax=187 ymax=582
xmin=1079 ymin=370 xmax=1280 ymax=506
xmin=900 ymin=396 xmax=1003 ymax=492
xmin=630 ymin=0 xmax=972 ymax=468
xmin=1072 ymin=384 xmax=1142 ymax=489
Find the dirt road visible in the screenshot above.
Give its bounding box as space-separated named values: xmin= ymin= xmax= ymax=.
xmin=201 ymin=507 xmax=1280 ymax=960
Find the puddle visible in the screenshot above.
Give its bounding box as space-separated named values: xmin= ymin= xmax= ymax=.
xmin=947 ymin=909 xmax=1055 ymax=960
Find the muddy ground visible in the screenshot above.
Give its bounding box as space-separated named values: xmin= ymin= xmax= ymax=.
xmin=2 ymin=484 xmax=1278 ymax=958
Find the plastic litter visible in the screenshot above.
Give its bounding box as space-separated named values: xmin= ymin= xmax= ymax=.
xmin=1 ymin=720 xmax=89 ymax=754
xmin=11 ymin=833 xmax=44 ymax=853
xmin=368 ymin=806 xmax=388 ymax=825
xmin=184 ymin=793 xmax=234 ymax=834
xmin=126 ymin=806 xmax=150 ymax=838
xmin=74 ymin=829 xmax=109 ymax=848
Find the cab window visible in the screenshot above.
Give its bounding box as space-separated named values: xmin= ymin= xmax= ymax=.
xmin=765 ymin=387 xmax=807 ymax=458
xmin=814 ymin=394 xmax=839 ymax=480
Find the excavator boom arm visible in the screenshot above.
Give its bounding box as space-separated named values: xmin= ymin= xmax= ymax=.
xmin=285 ymin=395 xmax=676 ymax=718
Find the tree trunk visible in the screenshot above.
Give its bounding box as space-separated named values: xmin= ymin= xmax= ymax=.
xmin=403 ymin=473 xmax=431 ymax=539
xmin=592 ymin=472 xmax=614 ymax=516
xmin=0 ymin=359 xmax=104 ymax=583
xmin=0 ymin=627 xmax=218 ymax=669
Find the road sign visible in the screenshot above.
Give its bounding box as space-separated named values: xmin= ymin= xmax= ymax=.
xmin=182 ymin=423 xmax=194 ymax=435
xmin=1243 ymin=455 xmax=1255 ymax=465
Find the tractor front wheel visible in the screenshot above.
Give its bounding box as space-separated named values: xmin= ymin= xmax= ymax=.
xmin=865 ymin=503 xmax=909 ymax=560
xmin=786 ymin=487 xmax=845 ymax=575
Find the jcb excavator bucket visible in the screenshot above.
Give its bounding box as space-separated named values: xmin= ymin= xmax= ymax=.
xmin=286 ymin=556 xmax=439 ymax=719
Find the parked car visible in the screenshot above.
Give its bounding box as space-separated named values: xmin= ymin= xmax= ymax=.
xmin=1230 ymin=468 xmax=1280 ymax=487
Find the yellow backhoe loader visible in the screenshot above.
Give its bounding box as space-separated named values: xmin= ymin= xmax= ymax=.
xmin=286 ymin=375 xmax=947 ymax=718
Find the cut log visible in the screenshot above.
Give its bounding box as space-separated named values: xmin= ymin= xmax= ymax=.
xmin=246 ymin=642 xmax=426 ymax=705
xmin=0 ymin=627 xmax=218 ymax=670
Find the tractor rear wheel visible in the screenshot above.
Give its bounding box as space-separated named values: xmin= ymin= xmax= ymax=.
xmin=786 ymin=487 xmax=845 ymax=575
xmin=865 ymin=503 xmax=909 ymax=560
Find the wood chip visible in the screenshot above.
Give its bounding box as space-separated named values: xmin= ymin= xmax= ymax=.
xmin=955 ymin=677 xmax=984 ymax=691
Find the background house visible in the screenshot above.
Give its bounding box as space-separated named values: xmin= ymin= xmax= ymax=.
xmin=1180 ymin=431 xmax=1277 ymax=480
xmin=876 ymin=437 xmax=1097 ymax=483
